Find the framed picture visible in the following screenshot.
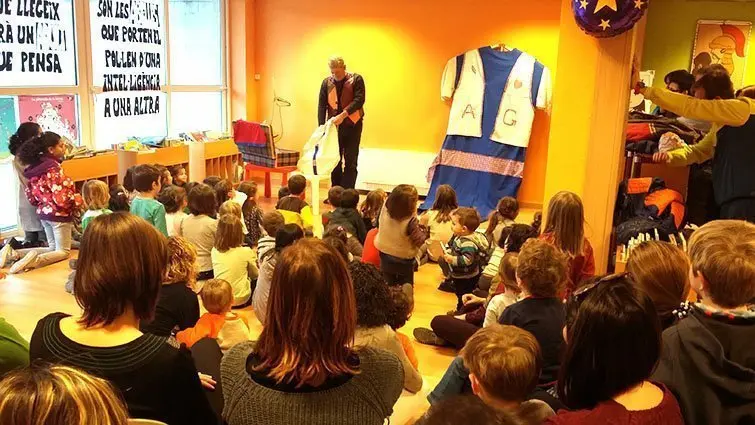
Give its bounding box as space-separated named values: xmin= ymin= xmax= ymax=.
xmin=691 ymin=20 xmax=752 ymax=88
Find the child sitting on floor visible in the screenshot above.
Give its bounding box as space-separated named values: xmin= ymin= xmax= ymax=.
xmin=169 ymin=165 xmax=187 ymax=187
xmin=486 ymin=196 xmax=519 ymax=246
xmin=212 ymin=212 xmax=258 ymax=308
xmin=177 ymin=183 xmax=218 ymax=282
xmin=219 ymin=200 xmax=249 ymax=236
xmin=155 ymin=164 xmax=172 ymax=188
xmin=374 ymin=184 xmax=428 ymax=286
xmin=419 ymin=184 xmax=457 ymax=263
xmin=427 ymin=238 xmax=567 ymax=405
xmin=322 ymin=185 xmax=344 ymax=227
xmin=461 ymin=324 xmax=555 ymax=423
xmin=140 ymin=236 xmax=200 ymax=337
xmin=257 ymin=210 xmax=285 ymax=263
xmin=108 ymin=184 xmax=130 ymax=212
xmin=130 ymin=164 xmax=168 ymax=236
xmin=440 ymin=207 xmax=490 ymax=314
xmin=158 ymin=185 xmax=188 ymax=237
xmin=276 ymin=175 xmax=313 ymax=232
xmin=327 ymin=188 xmax=367 ymax=246
xmin=540 ymin=191 xmax=595 ymax=296
xmin=652 ymin=220 xmax=755 ymax=425
xmin=360 ymin=188 xmax=386 ymax=233
xmin=176 ymin=278 xmax=250 ymax=352
xmin=80 ymin=180 xmax=112 ymax=231
xmin=237 ymin=181 xmax=264 ymax=247
xmin=351 ymin=261 xmax=423 ymax=393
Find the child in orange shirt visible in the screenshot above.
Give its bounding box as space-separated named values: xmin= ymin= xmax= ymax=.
xmin=388 ymin=285 xmax=418 ymax=370
xmin=176 ymin=279 xmax=250 ymax=352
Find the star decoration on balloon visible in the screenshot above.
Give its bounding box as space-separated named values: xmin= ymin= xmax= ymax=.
xmin=594 ymin=0 xmax=617 ymax=12
xmin=572 ymin=0 xmax=648 ymax=38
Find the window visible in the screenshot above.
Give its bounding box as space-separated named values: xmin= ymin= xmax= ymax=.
xmin=0 ymin=0 xmax=228 ymax=233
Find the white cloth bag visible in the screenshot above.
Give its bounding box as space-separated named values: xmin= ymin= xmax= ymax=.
xmin=297 ymin=119 xmax=340 ymax=176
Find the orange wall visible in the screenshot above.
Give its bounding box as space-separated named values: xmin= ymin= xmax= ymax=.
xmin=248 ymin=0 xmax=562 ymax=207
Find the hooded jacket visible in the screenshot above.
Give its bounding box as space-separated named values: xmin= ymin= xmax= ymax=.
xmin=327 ymin=207 xmax=367 ymax=244
xmin=652 ymin=306 xmax=755 ymax=425
xmin=23 ymin=156 xmax=81 ymax=223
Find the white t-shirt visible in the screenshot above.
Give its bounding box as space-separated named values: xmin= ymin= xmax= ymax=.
xmin=211 ymin=246 xmax=258 ymax=306
xmin=178 ymin=214 xmax=218 ymax=272
xmin=166 ymin=211 xmax=188 ymax=237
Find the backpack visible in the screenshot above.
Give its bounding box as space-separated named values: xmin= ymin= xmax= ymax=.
xmin=614 ymin=177 xmax=687 ymax=245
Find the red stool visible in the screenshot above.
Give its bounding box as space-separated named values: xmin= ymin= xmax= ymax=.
xmin=243 ymin=163 xmax=298 ymax=198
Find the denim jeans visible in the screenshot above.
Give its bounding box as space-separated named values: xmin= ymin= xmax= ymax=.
xmin=17 ymin=220 xmax=72 ymax=270
xmin=427 ymin=356 xmax=471 ymax=405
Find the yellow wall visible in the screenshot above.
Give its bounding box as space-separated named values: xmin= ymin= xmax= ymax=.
xmin=642 ymin=0 xmax=755 ymax=88
xmin=247 ymin=0 xmax=562 ymax=207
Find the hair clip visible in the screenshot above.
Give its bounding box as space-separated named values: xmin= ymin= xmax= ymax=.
xmin=673 ymin=301 xmax=692 ymax=319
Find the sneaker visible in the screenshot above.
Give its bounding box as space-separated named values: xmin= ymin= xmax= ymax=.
xmin=6 ymin=238 xmax=22 ymax=250
xmin=437 ymin=278 xmax=455 ymax=293
xmin=9 ymin=251 xmax=38 ymax=274
xmin=413 ymin=327 xmax=449 ymax=347
xmin=0 ymin=244 xmax=17 ymax=268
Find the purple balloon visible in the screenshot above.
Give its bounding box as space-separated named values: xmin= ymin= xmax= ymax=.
xmin=573 ymin=0 xmax=648 ymax=38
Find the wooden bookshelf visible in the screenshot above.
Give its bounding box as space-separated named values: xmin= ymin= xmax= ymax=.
xmin=61 ymin=139 xmax=241 ymax=188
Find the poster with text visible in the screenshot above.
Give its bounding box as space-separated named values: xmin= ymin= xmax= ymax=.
xmin=18 ymin=94 xmax=77 ymax=143
xmin=0 ymin=96 xmax=18 ymax=160
xmin=691 ymin=20 xmax=752 ymax=88
xmin=94 ymin=91 xmax=166 ymax=149
xmin=90 ymin=0 xmax=165 ymax=147
xmin=90 ymin=0 xmax=165 ymax=88
xmin=0 ymin=0 xmax=77 ymax=86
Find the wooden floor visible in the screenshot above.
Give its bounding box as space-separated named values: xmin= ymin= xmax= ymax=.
xmin=0 ymin=182 xmax=539 ymax=424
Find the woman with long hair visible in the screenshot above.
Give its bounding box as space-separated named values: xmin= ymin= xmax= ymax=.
xmin=221 ymin=238 xmax=404 ymax=425
xmin=546 ymin=274 xmax=684 ymax=424
xmin=29 ymin=213 xmax=217 ymax=425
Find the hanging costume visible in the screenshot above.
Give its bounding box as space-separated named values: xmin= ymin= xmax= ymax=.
xmin=422 ymin=47 xmax=551 ymax=218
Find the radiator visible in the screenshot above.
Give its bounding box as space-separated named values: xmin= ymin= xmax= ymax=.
xmin=354 ymin=148 xmax=437 ymax=196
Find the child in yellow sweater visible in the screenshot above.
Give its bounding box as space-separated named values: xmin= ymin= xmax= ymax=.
xmin=176 ymin=279 xmax=250 ymax=352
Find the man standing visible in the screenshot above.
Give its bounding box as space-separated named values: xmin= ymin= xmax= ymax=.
xmin=639 ymin=70 xmax=755 ymax=222
xmin=318 ymin=56 xmax=366 ymax=190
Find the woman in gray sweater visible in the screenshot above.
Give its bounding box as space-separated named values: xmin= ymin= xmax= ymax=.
xmin=221 ymin=238 xmax=404 ymax=425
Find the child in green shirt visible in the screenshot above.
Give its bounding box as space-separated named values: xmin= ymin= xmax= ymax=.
xmin=130 ymin=164 xmax=168 ymax=236
xmin=81 ymin=179 xmax=112 ymax=231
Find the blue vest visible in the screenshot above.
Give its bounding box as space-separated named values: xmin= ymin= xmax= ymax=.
xmin=713 ymin=115 xmax=755 ymax=205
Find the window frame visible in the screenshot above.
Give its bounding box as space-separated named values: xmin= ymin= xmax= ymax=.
xmin=0 ymin=0 xmax=230 ymax=237
xmin=0 ymin=0 xmax=230 ymax=149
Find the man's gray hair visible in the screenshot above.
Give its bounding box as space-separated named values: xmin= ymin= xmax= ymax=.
xmin=328 ymin=56 xmax=346 ymax=68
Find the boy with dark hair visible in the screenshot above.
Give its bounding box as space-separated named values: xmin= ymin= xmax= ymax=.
xmin=653 ymin=220 xmax=755 ymax=425
xmin=322 ymin=185 xmax=344 ymax=228
xmin=440 ymin=207 xmax=489 ymax=313
xmin=130 ymin=164 xmax=168 ymax=236
xmin=641 ymin=70 xmax=755 ymax=221
xmin=327 ymin=189 xmax=367 ymax=245
xmin=461 ymin=324 xmax=554 ymax=423
xmin=276 ymin=174 xmax=313 ymax=232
